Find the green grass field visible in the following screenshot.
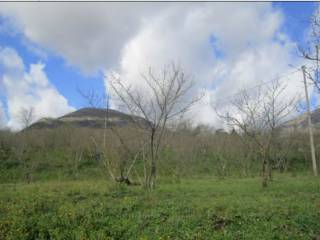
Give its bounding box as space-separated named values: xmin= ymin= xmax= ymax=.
xmin=0 ymin=175 xmax=319 ymax=240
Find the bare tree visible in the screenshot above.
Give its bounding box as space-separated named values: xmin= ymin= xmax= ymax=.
xmin=77 ymin=88 xmax=105 ymax=108
xmin=296 ymin=8 xmax=320 ymax=177
xmin=215 ymin=81 xmax=298 ymax=187
xmin=108 ymin=63 xmax=201 ymax=190
xmin=16 ymin=107 xmax=36 ymax=183
xmin=299 ymin=5 xmax=320 ymax=91
xmin=18 ymin=107 xmax=35 ymax=130
xmin=79 ymin=89 xmax=145 ymax=185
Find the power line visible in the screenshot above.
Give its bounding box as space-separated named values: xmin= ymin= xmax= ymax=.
xmin=210 ymin=68 xmax=302 ymax=107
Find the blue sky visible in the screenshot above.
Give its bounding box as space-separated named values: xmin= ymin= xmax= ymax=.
xmin=274 ymin=2 xmax=316 ymax=43
xmin=0 ymin=2 xmax=318 ymax=129
xmin=0 ymin=16 xmax=105 ymax=110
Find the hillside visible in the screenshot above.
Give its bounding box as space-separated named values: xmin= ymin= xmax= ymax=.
xmin=27 ymin=107 xmax=320 ymax=131
xmin=27 ymin=108 xmax=148 ymax=130
xmin=282 ymin=108 xmax=320 ymax=131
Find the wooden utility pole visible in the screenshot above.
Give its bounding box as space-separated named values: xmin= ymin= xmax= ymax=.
xmin=316 ymin=45 xmax=319 ymax=83
xmin=302 ymin=65 xmax=318 ymax=176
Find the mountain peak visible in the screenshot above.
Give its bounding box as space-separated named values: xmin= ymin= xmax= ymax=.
xmin=27 ymin=107 xmax=144 ymax=130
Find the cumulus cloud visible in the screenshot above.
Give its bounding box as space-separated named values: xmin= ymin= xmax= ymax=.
xmin=0 ymin=3 xmax=167 ymax=73
xmin=104 ymin=3 xmax=305 ymax=127
xmin=0 ymin=3 xmax=310 ymax=127
xmin=0 ymin=47 xmax=74 ymax=130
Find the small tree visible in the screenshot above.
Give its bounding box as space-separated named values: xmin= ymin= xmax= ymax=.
xmin=16 ymin=107 xmax=36 ymax=183
xmin=18 ymin=107 xmax=35 ymax=130
xmin=108 ymin=63 xmax=201 ymax=190
xmin=215 ymin=81 xmax=297 ymax=187
xmin=79 ymin=89 xmax=145 ymax=185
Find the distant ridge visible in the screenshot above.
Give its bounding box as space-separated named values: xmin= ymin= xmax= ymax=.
xmin=27 ymin=108 xmax=148 ymax=130
xmin=28 ymin=107 xmax=320 ymax=132
xmin=282 ymin=108 xmax=320 ymax=131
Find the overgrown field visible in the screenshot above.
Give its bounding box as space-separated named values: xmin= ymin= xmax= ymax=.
xmin=0 ymin=175 xmax=319 ymax=239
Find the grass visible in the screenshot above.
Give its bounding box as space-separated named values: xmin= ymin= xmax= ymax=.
xmin=0 ymin=174 xmax=319 ymax=239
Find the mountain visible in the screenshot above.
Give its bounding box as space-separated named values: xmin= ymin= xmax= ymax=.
xmin=27 ymin=107 xmax=320 ymax=132
xmin=282 ymin=108 xmax=320 ymax=131
xmin=27 ymin=108 xmax=149 ymax=130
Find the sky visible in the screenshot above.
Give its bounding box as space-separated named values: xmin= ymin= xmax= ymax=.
xmin=0 ymin=2 xmax=318 ymax=130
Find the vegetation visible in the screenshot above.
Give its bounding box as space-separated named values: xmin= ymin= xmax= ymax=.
xmin=216 ymin=81 xmax=299 ymax=187
xmin=0 ymin=64 xmax=320 ymax=239
xmin=0 ymin=124 xmax=316 ymax=184
xmin=0 ymin=175 xmax=319 ymax=240
xmin=109 ymin=63 xmax=201 ymax=189
xmin=0 ymin=120 xmax=319 ymax=239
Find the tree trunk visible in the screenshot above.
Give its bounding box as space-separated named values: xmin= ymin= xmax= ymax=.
xmin=142 ymin=148 xmax=150 ymax=189
xmin=262 ymin=158 xmax=268 ymax=188
xmin=150 ymin=160 xmax=157 ymax=190
xmin=267 ymin=159 xmax=273 ymax=181
xmin=149 ymin=128 xmax=157 ymax=190
xmin=243 ymin=164 xmax=248 ymax=178
xmin=279 ymin=158 xmax=285 ymax=173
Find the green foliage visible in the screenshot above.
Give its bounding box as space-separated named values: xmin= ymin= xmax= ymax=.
xmin=0 ymin=176 xmax=319 ymax=239
xmin=0 ymin=128 xmax=319 ymax=239
xmin=0 ymin=127 xmax=317 ymax=185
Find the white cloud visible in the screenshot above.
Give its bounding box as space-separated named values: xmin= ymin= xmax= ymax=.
xmin=0 ymin=47 xmax=74 ymax=130
xmin=0 ymin=3 xmax=167 ymax=73
xmin=104 ymin=3 xmax=305 ymax=127
xmin=0 ymin=3 xmax=310 ymax=127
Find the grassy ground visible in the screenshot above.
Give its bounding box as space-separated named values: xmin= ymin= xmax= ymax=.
xmin=0 ymin=175 xmax=319 ymax=240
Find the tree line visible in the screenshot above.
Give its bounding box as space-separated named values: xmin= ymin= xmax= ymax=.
xmin=0 ymin=64 xmax=317 ymax=190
